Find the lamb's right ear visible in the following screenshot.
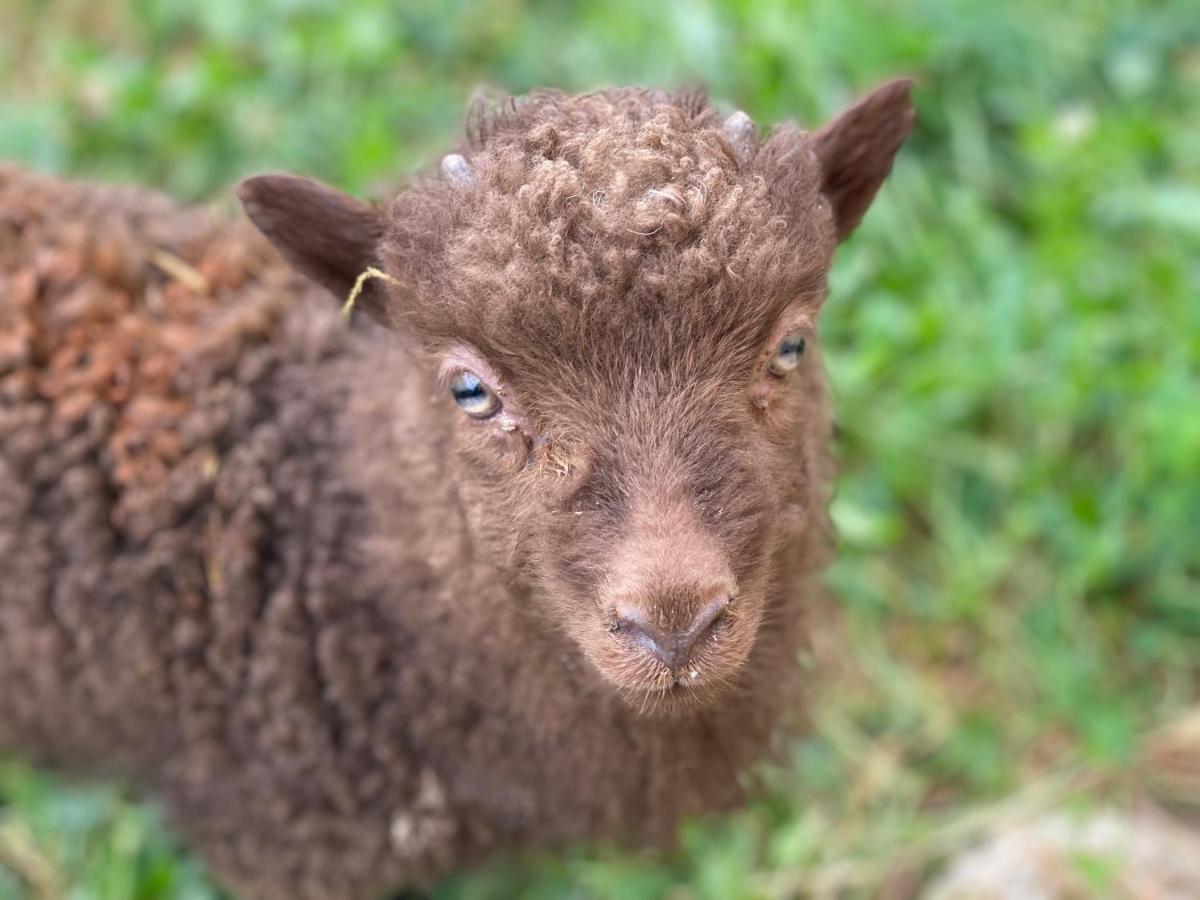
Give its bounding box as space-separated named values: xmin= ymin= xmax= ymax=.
xmin=238 ymin=174 xmax=389 ymax=319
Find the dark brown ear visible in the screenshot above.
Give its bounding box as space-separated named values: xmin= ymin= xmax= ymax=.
xmin=814 ymin=78 xmax=916 ymax=240
xmin=238 ymin=174 xmax=389 ymax=318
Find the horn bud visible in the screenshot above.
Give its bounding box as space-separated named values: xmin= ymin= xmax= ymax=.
xmin=723 ymin=111 xmax=757 ymax=165
xmin=441 ymin=153 xmax=475 ymax=188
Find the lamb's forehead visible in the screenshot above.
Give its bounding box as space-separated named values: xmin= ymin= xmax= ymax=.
xmin=383 ymin=89 xmax=836 ymax=368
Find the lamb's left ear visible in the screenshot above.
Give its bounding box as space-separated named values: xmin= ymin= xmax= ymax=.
xmin=238 ymin=173 xmax=389 ymax=319
xmin=813 ymin=78 xmax=916 ymax=240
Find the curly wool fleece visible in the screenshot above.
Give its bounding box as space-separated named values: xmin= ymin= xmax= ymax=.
xmin=0 ymin=81 xmax=913 ymax=899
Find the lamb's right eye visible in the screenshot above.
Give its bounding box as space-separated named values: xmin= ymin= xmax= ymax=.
xmin=450 ymin=371 xmax=501 ymax=419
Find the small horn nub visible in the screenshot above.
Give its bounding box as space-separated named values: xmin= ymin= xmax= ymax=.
xmin=723 ymin=110 xmax=756 ymax=165
xmin=441 ymin=153 xmax=475 ymax=188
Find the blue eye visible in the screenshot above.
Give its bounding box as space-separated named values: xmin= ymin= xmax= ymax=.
xmin=450 ymin=371 xmax=501 ymax=418
xmin=768 ymin=332 xmax=806 ymax=376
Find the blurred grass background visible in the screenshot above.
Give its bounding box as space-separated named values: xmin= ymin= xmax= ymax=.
xmin=1 ymin=0 xmax=1198 ymax=897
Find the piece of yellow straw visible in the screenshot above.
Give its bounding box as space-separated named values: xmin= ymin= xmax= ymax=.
xmin=342 ymin=266 xmax=400 ymax=319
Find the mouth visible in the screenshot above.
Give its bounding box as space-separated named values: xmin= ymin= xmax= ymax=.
xmin=608 ymin=653 xmax=746 ymax=714
xmin=620 ymin=674 xmax=730 ymax=716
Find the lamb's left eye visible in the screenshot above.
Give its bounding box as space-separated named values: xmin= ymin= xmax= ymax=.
xmin=768 ymin=332 xmax=806 ymax=376
xmin=450 ymin=371 xmax=501 ymax=418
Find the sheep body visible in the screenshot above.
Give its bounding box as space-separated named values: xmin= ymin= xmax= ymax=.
xmin=0 ymin=82 xmax=914 ymax=898
xmin=0 ymin=164 xmax=818 ymax=898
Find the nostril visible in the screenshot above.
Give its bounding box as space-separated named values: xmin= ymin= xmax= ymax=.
xmin=613 ymin=606 xmax=667 ymax=660
xmin=687 ymin=594 xmax=729 ymax=645
xmin=614 ymin=594 xmax=730 ymax=671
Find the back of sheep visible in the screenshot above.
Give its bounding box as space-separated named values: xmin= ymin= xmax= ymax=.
xmin=0 ymin=166 xmax=436 ymax=898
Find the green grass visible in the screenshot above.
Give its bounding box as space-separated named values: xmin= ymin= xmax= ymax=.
xmin=2 ymin=0 xmax=1198 ymax=897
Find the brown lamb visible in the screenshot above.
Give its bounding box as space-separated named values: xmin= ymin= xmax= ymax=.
xmin=0 ymin=81 xmax=915 ymax=899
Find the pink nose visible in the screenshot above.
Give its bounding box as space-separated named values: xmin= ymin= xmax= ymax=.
xmin=615 ymin=595 xmax=730 ymax=671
